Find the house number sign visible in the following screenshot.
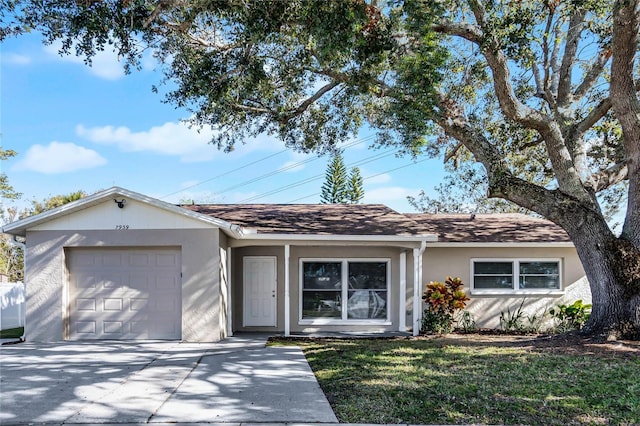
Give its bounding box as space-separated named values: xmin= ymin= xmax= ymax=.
xmin=115 ymin=225 xmax=130 ymax=230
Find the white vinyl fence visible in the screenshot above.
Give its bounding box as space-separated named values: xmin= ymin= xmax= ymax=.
xmin=0 ymin=282 xmax=25 ymax=330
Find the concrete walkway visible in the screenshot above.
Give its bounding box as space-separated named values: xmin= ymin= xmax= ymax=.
xmin=0 ymin=334 xmax=338 ymax=425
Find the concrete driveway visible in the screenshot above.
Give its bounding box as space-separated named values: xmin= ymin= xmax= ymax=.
xmin=0 ymin=334 xmax=338 ymax=425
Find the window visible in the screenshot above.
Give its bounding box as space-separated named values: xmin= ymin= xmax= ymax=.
xmin=471 ymin=259 xmax=561 ymax=293
xmin=301 ymin=259 xmax=389 ymax=322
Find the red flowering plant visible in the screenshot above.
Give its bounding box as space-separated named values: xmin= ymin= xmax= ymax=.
xmin=421 ymin=276 xmax=470 ymax=334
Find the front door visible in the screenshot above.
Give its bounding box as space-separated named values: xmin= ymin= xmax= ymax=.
xmin=243 ymin=256 xmax=277 ymax=327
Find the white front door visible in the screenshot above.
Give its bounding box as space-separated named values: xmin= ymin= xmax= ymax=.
xmin=243 ymin=256 xmax=277 ymax=327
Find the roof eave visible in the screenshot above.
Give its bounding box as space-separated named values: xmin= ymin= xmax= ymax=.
xmin=1 ymin=187 xmax=242 ymax=238
xmin=425 ymin=241 xmax=575 ymax=248
xmin=238 ymin=233 xmax=438 ymax=242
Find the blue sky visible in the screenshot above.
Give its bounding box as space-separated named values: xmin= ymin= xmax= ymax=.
xmin=1 ymin=33 xmax=446 ymax=213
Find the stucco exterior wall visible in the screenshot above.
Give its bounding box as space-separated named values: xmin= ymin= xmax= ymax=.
xmin=422 ymin=246 xmax=589 ymax=329
xmin=231 ymin=245 xmax=416 ymax=334
xmin=25 ymin=228 xmax=221 ymax=342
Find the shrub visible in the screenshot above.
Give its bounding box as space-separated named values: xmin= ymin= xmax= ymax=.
xmin=456 ymin=310 xmax=477 ymax=333
xmin=549 ymin=300 xmax=592 ymax=332
xmin=421 ymin=276 xmax=470 ymax=334
xmin=499 ymin=299 xmax=545 ymax=333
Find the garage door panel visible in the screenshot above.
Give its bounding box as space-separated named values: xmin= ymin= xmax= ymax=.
xmin=129 ymin=273 xmax=150 ymax=290
xmin=69 ymin=248 xmax=181 ymax=341
xmin=102 ymin=253 xmax=123 ymax=267
xmin=76 ymin=298 xmax=97 ymax=311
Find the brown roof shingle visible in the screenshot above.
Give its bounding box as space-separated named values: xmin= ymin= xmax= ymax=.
xmin=180 ymin=204 xmax=423 ymax=236
xmin=404 ymin=213 xmax=571 ymax=243
xmin=180 ymin=204 xmax=571 ymax=243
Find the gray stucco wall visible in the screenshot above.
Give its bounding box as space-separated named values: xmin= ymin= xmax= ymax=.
xmin=25 ymin=228 xmax=221 ymax=342
xmin=231 ymin=245 xmax=414 ymax=334
xmin=422 ymin=246 xmax=589 ymax=329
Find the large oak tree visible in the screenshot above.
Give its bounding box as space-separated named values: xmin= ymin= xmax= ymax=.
xmin=3 ymin=0 xmax=639 ymax=338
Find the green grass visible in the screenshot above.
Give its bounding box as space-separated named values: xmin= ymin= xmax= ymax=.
xmin=271 ymin=337 xmax=640 ymax=425
xmin=0 ymin=327 xmax=24 ymax=339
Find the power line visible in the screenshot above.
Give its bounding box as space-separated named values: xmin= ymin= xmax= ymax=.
xmin=237 ymin=148 xmax=399 ymax=203
xmin=284 ymin=156 xmax=433 ymax=204
xmin=160 ymin=135 xmax=375 ymax=200
xmin=159 ymin=148 xmax=289 ymax=199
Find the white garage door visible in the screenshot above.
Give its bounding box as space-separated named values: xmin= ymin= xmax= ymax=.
xmin=68 ymin=248 xmax=181 ymax=340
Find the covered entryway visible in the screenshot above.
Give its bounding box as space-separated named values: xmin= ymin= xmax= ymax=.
xmin=243 ymin=256 xmax=277 ymax=327
xmin=68 ymin=247 xmax=182 ymax=340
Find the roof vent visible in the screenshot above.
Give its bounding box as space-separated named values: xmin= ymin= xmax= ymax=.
xmin=470 ymin=213 xmax=476 ymax=220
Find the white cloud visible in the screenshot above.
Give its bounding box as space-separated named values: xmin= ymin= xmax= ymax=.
xmin=44 ymin=43 xmax=125 ymax=80
xmin=3 ymin=53 xmax=31 ymax=65
xmin=76 ymin=122 xmax=214 ymax=162
xmin=13 ymin=142 xmax=107 ymax=174
xmin=364 ymin=186 xmax=418 ymax=203
xmin=77 ymin=121 xmax=284 ymax=163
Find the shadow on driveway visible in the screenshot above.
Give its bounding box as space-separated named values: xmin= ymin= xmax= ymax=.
xmin=0 ymin=335 xmax=337 ymax=424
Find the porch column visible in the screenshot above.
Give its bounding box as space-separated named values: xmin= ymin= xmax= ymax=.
xmin=284 ymin=244 xmax=291 ymax=336
xmin=399 ymin=251 xmax=407 ymax=332
xmin=412 ymin=243 xmax=426 ymax=336
xmin=227 ymin=246 xmax=233 ymax=337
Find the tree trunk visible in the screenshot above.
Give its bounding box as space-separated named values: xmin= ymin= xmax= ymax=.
xmin=562 ymin=212 xmax=640 ymax=339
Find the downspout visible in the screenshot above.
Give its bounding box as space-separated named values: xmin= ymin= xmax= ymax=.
xmin=11 ymin=235 xmax=26 ymax=343
xmin=412 ymin=240 xmax=427 ymax=337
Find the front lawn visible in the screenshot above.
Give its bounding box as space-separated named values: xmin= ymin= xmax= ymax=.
xmin=271 ymin=335 xmax=640 ymax=425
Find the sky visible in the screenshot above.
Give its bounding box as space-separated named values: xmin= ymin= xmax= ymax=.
xmin=0 ymin=32 xmax=447 ymax=214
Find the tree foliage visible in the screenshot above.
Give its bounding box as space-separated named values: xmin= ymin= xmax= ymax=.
xmin=320 ymin=153 xmax=349 ymax=204
xmin=20 ymin=190 xmax=88 ymax=218
xmin=3 ymin=0 xmax=640 ymax=337
xmin=0 ymin=191 xmax=88 ymax=281
xmin=347 ymin=166 xmax=365 ymax=204
xmin=320 ymin=152 xmax=364 ymax=204
xmin=0 ymin=149 xmax=21 ymax=201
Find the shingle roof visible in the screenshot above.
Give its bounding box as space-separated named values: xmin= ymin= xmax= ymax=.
xmin=180 ymin=204 xmax=571 ymax=243
xmin=405 ymin=213 xmax=571 ymax=243
xmin=180 ymin=204 xmax=423 ymax=236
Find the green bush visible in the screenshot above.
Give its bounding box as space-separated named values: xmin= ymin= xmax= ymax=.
xmin=549 ymin=300 xmax=592 ymax=332
xmin=456 ymin=310 xmax=477 ymax=333
xmin=499 ymin=299 xmax=544 ymax=333
xmin=421 ymin=276 xmax=470 ymax=334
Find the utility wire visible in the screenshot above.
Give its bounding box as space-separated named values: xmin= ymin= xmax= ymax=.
xmin=284 ymin=156 xmax=433 ymax=204
xmin=159 ymin=148 xmax=289 ymax=199
xmin=237 ymin=148 xmax=399 ymax=203
xmin=160 ymin=135 xmax=375 ymax=200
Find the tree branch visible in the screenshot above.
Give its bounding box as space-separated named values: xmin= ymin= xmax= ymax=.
xmin=430 ymin=21 xmax=482 ymax=44
xmin=434 ymin=93 xmax=581 ymax=223
xmin=588 ymin=162 xmax=629 ymax=193
xmin=575 ymin=97 xmax=612 ymax=136
xmin=231 ymin=103 xmax=273 ymax=114
xmin=573 ymin=49 xmax=611 ymax=101
xmin=464 ymin=1 xmax=550 ymax=131
xmin=610 ymin=0 xmax=640 ymax=242
xmin=292 ymin=81 xmax=340 ymax=116
xmin=557 ymin=8 xmax=587 ymax=106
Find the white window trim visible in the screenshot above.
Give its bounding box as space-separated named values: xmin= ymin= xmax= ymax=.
xmin=470 ymin=258 xmax=564 ymax=295
xmin=299 ymin=258 xmax=391 ymax=325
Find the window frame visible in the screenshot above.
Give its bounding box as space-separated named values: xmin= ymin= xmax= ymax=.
xmin=470 ymin=258 xmax=563 ymax=295
xmin=299 ymin=258 xmax=391 ymax=325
